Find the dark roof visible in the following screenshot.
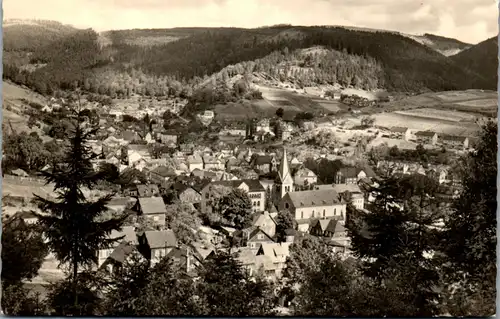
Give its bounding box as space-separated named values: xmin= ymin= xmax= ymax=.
xmin=337 ymin=167 xmax=362 ymax=179
xmin=152 ymin=166 xmax=176 ymax=178
xmin=137 ymin=184 xmax=159 ymax=197
xmin=415 ymin=131 xmax=437 ymax=137
xmin=286 ymin=189 xmax=343 ymax=208
xmin=108 ymin=241 xmax=137 ymax=264
xmin=208 ymin=179 xmax=265 ymax=193
xmin=145 ymin=230 xmax=177 ymax=249
xmin=252 ymin=155 xmax=275 ymax=166
xmin=121 ymin=130 xmax=137 ymax=141
xmin=138 ymin=197 xmax=167 ymax=215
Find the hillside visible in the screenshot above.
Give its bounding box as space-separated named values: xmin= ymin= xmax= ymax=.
xmin=406 ymin=33 xmax=471 ymax=56
xmin=2 ymin=24 xmax=495 ymax=99
xmin=3 ymin=19 xmax=78 ymax=52
xmin=450 ymin=36 xmax=498 ymax=88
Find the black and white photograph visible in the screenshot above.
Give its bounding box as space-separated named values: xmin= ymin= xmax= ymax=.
xmin=1 ymin=0 xmax=498 ymax=316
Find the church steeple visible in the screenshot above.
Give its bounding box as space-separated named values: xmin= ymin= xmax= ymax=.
xmin=278 ymin=149 xmax=291 ymax=183
xmin=276 ymin=148 xmax=294 ymax=199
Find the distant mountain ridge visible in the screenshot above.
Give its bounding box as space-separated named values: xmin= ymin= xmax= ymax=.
xmin=2 ymin=20 xmax=496 ymax=97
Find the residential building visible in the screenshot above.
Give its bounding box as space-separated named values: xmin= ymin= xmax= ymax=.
xmin=138 ymin=229 xmax=177 ymax=266
xmin=251 ymin=155 xmax=278 ymax=173
xmin=158 ymin=133 xmax=178 ymax=145
xmin=279 ymin=189 xmax=347 ymax=232
xmin=200 ymin=179 xmax=267 ymax=214
xmin=107 ymin=197 xmax=137 ymax=214
xmin=203 ymin=155 xmax=225 ymax=171
xmin=136 ymin=184 xmax=160 ymax=197
xmin=149 ymin=166 xmax=177 ymax=185
xmin=239 ymin=226 xmax=275 ymax=250
xmin=255 ymin=242 xmax=292 ymax=280
xmin=440 ymin=135 xmax=469 ymax=149
xmin=334 ymin=167 xmax=366 ymax=184
xmin=172 ymin=183 xmax=202 ymax=204
xmin=99 ymin=242 xmax=144 ymax=275
xmin=251 ymin=211 xmax=277 ymax=238
xmin=315 ymin=184 xmax=365 ymax=210
xmin=415 ymin=131 xmax=438 ymax=145
xmin=97 ymin=226 xmax=138 ymax=268
xmin=294 ymin=167 xmax=318 ymax=187
xmin=390 ymin=127 xmax=411 ymax=141
xmin=187 ymin=154 xmax=204 ymax=172
xmin=136 ymin=197 xmax=168 ymax=226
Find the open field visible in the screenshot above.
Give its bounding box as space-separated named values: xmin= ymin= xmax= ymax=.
xmin=371 ymin=112 xmax=482 ymax=135
xmin=394 ymin=108 xmax=478 ymax=122
xmin=215 ymin=85 xmax=349 ymax=120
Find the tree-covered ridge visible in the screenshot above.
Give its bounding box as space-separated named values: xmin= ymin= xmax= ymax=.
xmin=3 ymin=20 xmax=78 ymax=51
xmin=450 ymin=36 xmax=498 ymax=88
xmin=215 ymin=46 xmax=384 ymax=90
xmin=3 ymin=25 xmax=494 ymax=97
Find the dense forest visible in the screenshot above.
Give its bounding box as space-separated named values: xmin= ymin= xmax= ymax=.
xmin=451 ymin=36 xmax=498 ymax=88
xmin=2 ymin=25 xmax=495 ymax=99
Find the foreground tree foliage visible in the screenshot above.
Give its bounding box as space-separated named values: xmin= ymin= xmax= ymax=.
xmin=196 ymin=250 xmax=277 ymax=316
xmin=346 ymin=174 xmax=444 ymax=316
xmin=33 ymin=102 xmax=126 ymax=315
xmin=440 ymin=120 xmax=497 ymax=316
xmin=1 ymin=216 xmax=49 ymax=288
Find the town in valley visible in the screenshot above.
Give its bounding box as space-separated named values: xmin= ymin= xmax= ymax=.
xmin=1 ymin=1 xmax=497 ymax=316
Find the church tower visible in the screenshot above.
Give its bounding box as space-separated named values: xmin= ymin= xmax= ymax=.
xmin=276 ymin=148 xmax=294 ymax=200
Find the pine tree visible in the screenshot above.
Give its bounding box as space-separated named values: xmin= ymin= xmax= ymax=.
xmin=34 ymin=97 xmax=127 ymax=315
xmin=346 ymin=174 xmax=444 ymax=316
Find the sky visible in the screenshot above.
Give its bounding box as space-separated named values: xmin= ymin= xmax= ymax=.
xmin=3 ymin=0 xmax=498 ymax=44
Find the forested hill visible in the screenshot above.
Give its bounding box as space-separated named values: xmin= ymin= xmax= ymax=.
xmin=3 ymin=20 xmax=78 ymax=51
xmin=450 ymin=36 xmax=498 ymax=88
xmin=2 ymin=24 xmax=495 ymax=97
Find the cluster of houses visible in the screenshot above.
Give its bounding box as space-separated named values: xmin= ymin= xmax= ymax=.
xmin=387 ymin=126 xmax=474 ymax=150
xmin=84 ymin=147 xmax=376 ymax=281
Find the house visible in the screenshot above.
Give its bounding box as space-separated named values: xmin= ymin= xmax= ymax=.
xmin=440 ymin=135 xmax=469 ymax=149
xmin=107 ymin=197 xmax=137 ymax=214
xmin=256 ymin=119 xmax=271 ymax=133
xmin=158 ymin=133 xmax=178 ymax=145
xmin=172 ymin=183 xmax=202 ymax=204
xmin=279 ymin=189 xmax=347 ymax=232
xmin=200 ymin=179 xmax=267 ymax=214
xmin=334 ymin=167 xmax=366 ymax=184
xmin=121 ymin=130 xmax=140 ymax=143
xmin=187 ymin=154 xmax=204 ymax=172
xmin=99 ymin=241 xmax=144 ymax=275
xmin=149 ymin=166 xmax=177 ymax=185
xmin=203 ymin=155 xmax=225 ymax=171
xmin=136 ymin=197 xmax=168 ymax=226
xmin=136 ymin=184 xmax=160 ymax=197
xmin=97 ymin=226 xmax=138 ymax=268
xmin=315 ymin=184 xmax=365 ymax=210
xmin=390 ymin=127 xmax=411 ymax=141
xmin=293 ymin=167 xmax=317 ymax=187
xmin=255 ymin=242 xmax=292 ymax=280
xmin=239 ymin=226 xmax=276 ymax=250
xmin=310 ymin=218 xmax=346 ymax=238
xmin=415 ymin=131 xmax=438 ymax=145
xmin=251 ymin=211 xmax=277 ymax=238
xmin=251 ymin=155 xmax=278 ymax=174
xmin=138 ymin=229 xmax=177 ymax=266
